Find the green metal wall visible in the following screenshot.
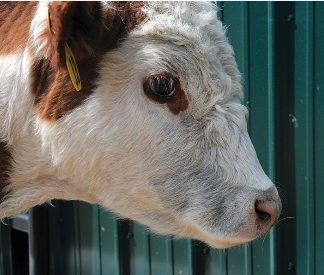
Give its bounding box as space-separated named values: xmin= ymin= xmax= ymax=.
xmin=0 ymin=1 xmax=323 ymax=274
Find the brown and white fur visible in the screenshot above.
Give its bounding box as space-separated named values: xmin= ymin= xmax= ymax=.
xmin=0 ymin=1 xmax=281 ymax=248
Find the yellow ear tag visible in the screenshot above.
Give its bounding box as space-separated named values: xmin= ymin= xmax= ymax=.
xmin=47 ymin=8 xmax=51 ymax=33
xmin=65 ymin=43 xmax=82 ymax=91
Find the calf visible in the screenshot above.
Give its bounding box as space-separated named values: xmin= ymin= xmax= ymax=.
xmin=0 ymin=1 xmax=281 ymax=248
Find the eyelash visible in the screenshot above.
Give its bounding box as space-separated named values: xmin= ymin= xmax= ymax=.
xmin=143 ymin=73 xmax=178 ymax=103
xmin=148 ymin=76 xmax=176 ymax=97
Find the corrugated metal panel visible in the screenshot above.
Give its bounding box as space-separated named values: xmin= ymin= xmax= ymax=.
xmin=275 ymin=2 xmax=321 ymax=275
xmin=278 ymin=2 xmax=324 ymax=275
xmin=314 ymin=3 xmax=324 ymax=275
xmin=1 ymin=1 xmax=323 ymax=274
xmin=294 ymin=2 xmax=315 ymax=275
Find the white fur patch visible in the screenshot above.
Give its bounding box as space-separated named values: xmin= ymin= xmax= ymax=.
xmin=0 ymin=52 xmax=35 ymax=144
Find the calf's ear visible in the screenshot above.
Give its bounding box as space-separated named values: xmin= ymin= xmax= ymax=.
xmin=47 ymin=1 xmax=146 ymax=69
xmin=47 ymin=1 xmax=103 ymax=69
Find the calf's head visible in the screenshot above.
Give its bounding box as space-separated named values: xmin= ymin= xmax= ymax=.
xmin=0 ymin=1 xmax=281 ymax=248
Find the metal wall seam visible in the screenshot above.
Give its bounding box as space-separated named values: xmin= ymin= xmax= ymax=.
xmin=266 ymin=2 xmax=277 ymax=275
xmin=77 ymin=203 xmax=101 ymax=274
xmin=273 ymin=2 xmax=297 ymax=274
xmin=92 ymin=206 xmax=101 ymax=275
xmin=294 ymin=2 xmax=315 ymax=275
xmin=0 ymin=223 xmax=13 ymax=275
xmin=314 ymin=2 xmax=324 ymax=274
xmin=74 ymin=202 xmax=81 ymax=275
xmin=304 ymin=3 xmax=315 ymax=275
xmin=173 ymin=239 xmax=192 ymax=275
xmin=131 ymin=222 xmax=150 ymax=275
xmin=49 ymin=201 xmax=79 ymax=275
xmin=99 ymin=210 xmax=120 ymax=274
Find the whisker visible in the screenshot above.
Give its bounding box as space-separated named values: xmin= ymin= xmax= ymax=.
xmin=277 ymin=216 xmax=295 ymax=224
xmin=261 ymin=231 xmax=270 ymax=250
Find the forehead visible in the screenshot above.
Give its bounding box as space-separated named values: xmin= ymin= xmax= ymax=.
xmin=143 ymin=2 xmax=221 ymax=32
xmin=140 ymin=2 xmax=225 ymax=50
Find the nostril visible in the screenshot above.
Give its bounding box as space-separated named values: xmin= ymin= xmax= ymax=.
xmin=255 ymin=205 xmax=271 ymax=223
xmin=254 ymin=199 xmax=279 ymax=235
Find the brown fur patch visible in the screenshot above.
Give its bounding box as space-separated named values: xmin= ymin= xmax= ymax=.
xmin=0 ymin=142 xmax=11 ymax=201
xmin=0 ymin=2 xmax=37 ymax=54
xmin=31 ymin=1 xmax=146 ymax=121
xmin=32 ymin=58 xmax=99 ymax=121
xmin=143 ymin=72 xmax=189 ymax=114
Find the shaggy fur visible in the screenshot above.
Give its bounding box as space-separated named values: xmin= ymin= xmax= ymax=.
xmin=0 ymin=1 xmax=281 ymax=248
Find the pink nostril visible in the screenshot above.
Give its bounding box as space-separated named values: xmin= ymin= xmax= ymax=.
xmin=255 ymin=199 xmax=280 ymax=235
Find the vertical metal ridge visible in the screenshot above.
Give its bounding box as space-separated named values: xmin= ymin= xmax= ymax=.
xmin=314 ymin=3 xmax=324 ymax=274
xmin=294 ymin=2 xmax=315 ymax=274
xmin=91 ymin=205 xmax=101 ymax=275
xmin=244 ymin=244 xmax=252 ymax=275
xmin=243 ymin=3 xmax=252 ymax=274
xmin=132 ymin=222 xmax=150 ymax=275
xmin=0 ymin=222 xmax=13 ymax=275
xmin=267 ymin=2 xmax=275 ymax=186
xmin=266 ymin=3 xmax=277 ymax=275
xmin=244 ymin=1 xmax=251 ymax=133
xmin=97 ymin=207 xmax=103 ymax=275
xmin=99 ymin=210 xmax=120 ymax=274
xmin=305 ymin=3 xmax=315 ymax=274
xmin=74 ymin=202 xmax=81 ymax=275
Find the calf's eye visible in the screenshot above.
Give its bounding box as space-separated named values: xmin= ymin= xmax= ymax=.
xmin=143 ymin=73 xmax=177 ymax=102
xmin=149 ymin=76 xmax=175 ymax=97
xmin=143 ymin=72 xmax=189 ymax=115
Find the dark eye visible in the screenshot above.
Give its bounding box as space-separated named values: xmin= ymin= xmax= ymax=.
xmin=148 ymin=76 xmax=175 ymax=97
xmin=143 ymin=72 xmax=189 ymax=114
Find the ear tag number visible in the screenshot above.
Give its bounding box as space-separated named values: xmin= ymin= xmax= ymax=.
xmin=65 ymin=43 xmax=82 ymax=91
